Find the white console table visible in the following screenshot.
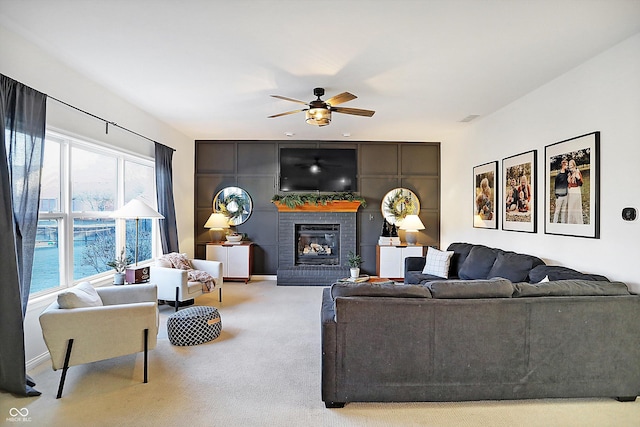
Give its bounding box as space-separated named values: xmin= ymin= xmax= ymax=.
xmin=376 ymin=244 xmax=425 ymax=280
xmin=206 ymin=241 xmax=254 ymax=283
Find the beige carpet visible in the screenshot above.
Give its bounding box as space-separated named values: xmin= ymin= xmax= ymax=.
xmin=1 ymin=280 xmax=639 ymax=427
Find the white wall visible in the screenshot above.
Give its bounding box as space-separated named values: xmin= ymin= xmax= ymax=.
xmin=442 ymin=32 xmax=640 ymax=293
xmin=1 ymin=25 xmax=196 ymax=365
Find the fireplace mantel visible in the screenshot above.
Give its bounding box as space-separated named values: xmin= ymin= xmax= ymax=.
xmin=273 ymin=201 xmax=361 ymax=213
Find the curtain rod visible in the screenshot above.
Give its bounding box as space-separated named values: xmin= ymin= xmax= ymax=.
xmin=2 ymin=73 xmax=176 ymax=151
xmin=48 ymin=95 xmax=171 ymax=147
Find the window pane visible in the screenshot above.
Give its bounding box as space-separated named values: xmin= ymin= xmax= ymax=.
xmin=71 ymin=147 xmax=117 ymax=212
xmin=125 ymin=161 xmax=155 ymax=264
xmin=126 ymin=218 xmax=152 ymax=264
xmin=40 ymin=140 xmax=61 ymax=212
xmin=73 ymin=218 xmax=116 ymax=279
xmin=32 ymin=219 xmax=61 ymax=294
xmin=125 ymin=160 xmax=154 ymax=201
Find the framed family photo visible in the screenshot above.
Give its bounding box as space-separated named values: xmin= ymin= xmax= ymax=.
xmin=473 ymin=161 xmax=498 ymax=229
xmin=502 ymin=150 xmax=537 ymax=233
xmin=545 ymin=132 xmax=600 ymax=238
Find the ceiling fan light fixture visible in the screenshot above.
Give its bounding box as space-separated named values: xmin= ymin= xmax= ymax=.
xmin=305 ymin=108 xmax=331 ymax=126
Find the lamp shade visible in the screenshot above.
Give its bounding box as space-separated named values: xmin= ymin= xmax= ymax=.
xmin=110 ymin=198 xmax=164 ymax=219
xmin=204 ymin=213 xmax=230 ymax=229
xmin=399 ymin=214 xmax=425 ymax=231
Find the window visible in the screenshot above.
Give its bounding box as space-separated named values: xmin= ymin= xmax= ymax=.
xmin=31 ymin=131 xmax=157 ymax=296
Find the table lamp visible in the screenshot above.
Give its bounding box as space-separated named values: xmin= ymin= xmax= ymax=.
xmin=204 ymin=212 xmax=230 ymax=242
xmin=399 ymin=214 xmax=425 ymax=245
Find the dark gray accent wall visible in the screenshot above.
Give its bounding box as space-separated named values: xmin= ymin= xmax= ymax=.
xmin=194 ymin=140 xmax=440 ymax=276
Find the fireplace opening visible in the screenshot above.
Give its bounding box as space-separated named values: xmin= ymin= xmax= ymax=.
xmin=296 ymin=224 xmax=340 ymax=266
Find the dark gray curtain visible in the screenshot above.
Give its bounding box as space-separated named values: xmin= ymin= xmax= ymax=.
xmin=0 ymin=74 xmax=47 ymax=396
xmin=155 ymin=142 xmax=179 ymax=253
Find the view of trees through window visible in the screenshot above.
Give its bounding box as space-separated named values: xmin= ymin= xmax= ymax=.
xmin=31 ymin=132 xmax=156 ymax=295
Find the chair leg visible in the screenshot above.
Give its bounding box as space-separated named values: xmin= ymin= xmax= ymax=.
xmin=56 ymin=338 xmax=74 ymax=399
xmin=143 ymin=328 xmax=148 ymax=383
xmin=219 ymin=286 xmax=222 ymax=303
xmin=175 ymin=287 xmax=179 ymax=312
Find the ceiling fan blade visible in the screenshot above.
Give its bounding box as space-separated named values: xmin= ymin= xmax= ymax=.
xmin=270 ymin=95 xmax=308 ymax=105
xmin=332 ymin=106 xmax=375 ymax=117
xmin=325 ymin=92 xmax=357 ymax=106
xmin=268 ymin=109 xmax=306 ymax=118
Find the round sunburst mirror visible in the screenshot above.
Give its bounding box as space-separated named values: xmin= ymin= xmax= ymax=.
xmin=381 ymin=188 xmax=420 ymax=225
xmin=213 ymin=187 xmax=253 ymax=226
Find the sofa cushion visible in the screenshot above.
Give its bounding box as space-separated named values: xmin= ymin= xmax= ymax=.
xmin=458 ymin=245 xmax=498 ymax=279
xmin=58 ymin=281 xmax=103 ymax=309
xmin=513 ymin=280 xmax=629 ymax=297
xmin=330 ymin=281 xmax=432 ymax=300
xmin=446 ymin=242 xmax=475 ymax=277
xmin=487 ymin=251 xmax=534 ymax=283
xmin=528 ymin=265 xmax=609 ymax=283
xmin=427 ymin=278 xmax=514 ymax=299
xmin=421 ymin=247 xmax=454 ymax=278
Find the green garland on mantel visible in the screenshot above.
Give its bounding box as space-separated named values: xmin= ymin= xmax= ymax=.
xmin=271 ymin=192 xmax=367 ymax=209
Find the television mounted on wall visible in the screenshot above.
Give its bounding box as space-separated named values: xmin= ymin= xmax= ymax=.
xmin=279 ymin=147 xmax=357 ymax=192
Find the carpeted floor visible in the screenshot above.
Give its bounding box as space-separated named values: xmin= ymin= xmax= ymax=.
xmin=1 ymin=280 xmax=639 ymax=426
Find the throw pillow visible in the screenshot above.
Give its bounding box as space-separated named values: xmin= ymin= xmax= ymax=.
xmin=155 ymin=257 xmax=172 ymax=268
xmin=162 ymin=252 xmax=192 ymax=270
xmin=457 ymin=245 xmax=498 ymax=279
xmin=421 ymin=247 xmax=454 ymax=278
xmin=58 ymin=282 xmax=103 ymax=309
xmin=487 ymin=252 xmax=533 ymax=283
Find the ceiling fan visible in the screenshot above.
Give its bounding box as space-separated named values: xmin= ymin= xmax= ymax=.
xmin=268 ymin=87 xmax=375 ymax=127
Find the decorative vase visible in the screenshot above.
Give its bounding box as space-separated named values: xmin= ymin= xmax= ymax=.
xmin=114 ymin=272 xmax=125 ymax=285
xmin=350 ymin=268 xmax=360 ymax=279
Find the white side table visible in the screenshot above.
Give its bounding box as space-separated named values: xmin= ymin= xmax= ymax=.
xmin=206 ymin=241 xmax=254 ymax=283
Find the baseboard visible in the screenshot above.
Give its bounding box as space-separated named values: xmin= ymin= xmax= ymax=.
xmin=250 ymin=275 xmax=277 ymax=281
xmin=27 ymin=351 xmax=51 ymax=371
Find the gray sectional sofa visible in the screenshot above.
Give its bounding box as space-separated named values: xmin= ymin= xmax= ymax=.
xmin=321 ymin=243 xmax=640 ymax=407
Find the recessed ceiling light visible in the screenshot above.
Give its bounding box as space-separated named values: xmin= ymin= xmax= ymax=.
xmin=342 ymin=132 xmax=351 ymax=137
xmin=284 ymin=132 xmax=295 ymax=137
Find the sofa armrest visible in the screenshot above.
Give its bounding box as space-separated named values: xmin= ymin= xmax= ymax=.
xmin=404 ymin=256 xmax=426 ymax=277
xmin=191 ymin=259 xmax=223 ymax=286
xmin=150 ymin=266 xmax=190 ymax=300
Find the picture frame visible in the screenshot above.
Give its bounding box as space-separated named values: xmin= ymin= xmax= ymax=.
xmin=545 ymin=132 xmax=600 ymax=238
xmin=473 ymin=161 xmax=498 ymax=229
xmin=502 ymin=150 xmax=537 ymax=233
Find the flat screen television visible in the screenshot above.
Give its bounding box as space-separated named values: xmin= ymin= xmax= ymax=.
xmin=279 ymin=148 xmax=357 ymax=192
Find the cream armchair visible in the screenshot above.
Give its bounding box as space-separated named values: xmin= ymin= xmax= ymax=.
xmin=39 ymin=283 xmax=159 ymax=398
xmin=150 ymin=258 xmax=223 ymax=311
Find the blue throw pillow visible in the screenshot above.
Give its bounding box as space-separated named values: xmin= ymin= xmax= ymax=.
xmin=488 ymin=252 xmax=533 ymax=283
xmin=458 ymin=246 xmax=497 ymax=279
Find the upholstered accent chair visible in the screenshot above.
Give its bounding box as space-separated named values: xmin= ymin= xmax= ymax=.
xmin=39 ymin=283 xmax=159 ymax=398
xmin=150 ymin=258 xmax=223 ymax=312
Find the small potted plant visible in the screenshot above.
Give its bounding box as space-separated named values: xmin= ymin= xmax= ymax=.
xmin=107 ymin=247 xmax=132 ymax=285
xmin=347 ymin=251 xmax=363 ymax=279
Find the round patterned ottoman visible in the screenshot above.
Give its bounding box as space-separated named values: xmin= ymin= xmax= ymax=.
xmin=167 ymin=306 xmax=222 ymax=346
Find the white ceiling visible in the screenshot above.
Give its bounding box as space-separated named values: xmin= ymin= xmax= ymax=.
xmin=1 ymin=0 xmax=639 ymax=142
